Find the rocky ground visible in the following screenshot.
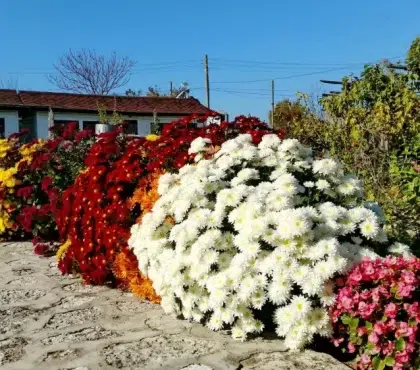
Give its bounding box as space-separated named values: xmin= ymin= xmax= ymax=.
xmin=0 ymin=242 xmax=350 ymax=370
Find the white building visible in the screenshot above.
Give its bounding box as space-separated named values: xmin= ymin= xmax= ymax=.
xmin=0 ymin=89 xmax=221 ymax=139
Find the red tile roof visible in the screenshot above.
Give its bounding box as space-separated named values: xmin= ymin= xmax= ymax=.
xmin=0 ymin=89 xmax=214 ymax=115
xmin=0 ymin=89 xmax=23 ymax=107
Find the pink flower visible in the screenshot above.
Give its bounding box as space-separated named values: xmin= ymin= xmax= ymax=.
xmin=395 ymin=352 xmax=410 ymax=364
xmin=401 ymin=270 xmax=416 ymax=284
xmin=359 ymin=354 xmax=371 ymax=365
xmin=374 ymin=322 xmax=387 ymax=335
xmin=385 ymin=302 xmax=399 ymax=318
xmin=341 ymin=296 xmax=354 ymax=310
xmin=381 ymin=340 xmax=395 ymax=356
xmin=368 ymin=332 xmax=379 ymax=344
xmin=358 ymin=301 xmax=376 ymax=319
xmin=347 ymin=342 xmax=356 ymax=353
xmin=349 ymin=269 xmax=363 ymax=285
xmin=397 ymin=284 xmax=413 ymax=298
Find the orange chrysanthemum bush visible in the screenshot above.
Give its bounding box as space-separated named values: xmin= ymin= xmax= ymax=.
xmin=57 ymin=114 xmax=279 ymax=302
xmin=113 ymin=171 xmax=164 ymax=303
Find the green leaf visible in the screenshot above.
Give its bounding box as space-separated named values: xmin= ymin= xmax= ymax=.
xmin=396 ymin=338 xmax=406 ymax=352
xmin=384 ymin=357 xmax=395 ymax=366
xmin=349 ymin=317 xmax=359 ymax=329
xmin=341 ymin=314 xmax=351 ymax=325
xmin=372 ymin=356 xmax=385 ymax=370
xmin=365 ymin=321 xmax=373 ymax=330
xmin=408 ymin=318 xmax=417 ymax=327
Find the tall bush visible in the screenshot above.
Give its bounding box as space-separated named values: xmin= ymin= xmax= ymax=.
xmin=285 ymin=38 xmax=420 ymax=250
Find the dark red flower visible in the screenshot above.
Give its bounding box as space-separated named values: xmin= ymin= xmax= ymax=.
xmin=41 ymin=176 xmax=54 ymax=192
xmin=16 ymin=185 xmax=34 ymax=198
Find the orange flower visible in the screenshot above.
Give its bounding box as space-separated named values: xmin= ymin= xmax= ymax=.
xmin=112 ymin=248 xmax=160 ymax=303
xmin=130 ymin=170 xmax=163 ymax=223
xmin=130 ymin=274 xmax=161 ymax=303
xmin=113 ymin=249 xmax=139 ymax=286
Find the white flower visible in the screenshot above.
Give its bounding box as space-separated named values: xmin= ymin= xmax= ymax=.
xmin=359 ymin=218 xmax=379 ymax=239
xmin=313 ymin=158 xmax=339 ymax=175
xmin=303 ymin=181 xmax=315 ymax=188
xmin=316 ymin=179 xmax=330 ymax=190
xmin=388 ymin=242 xmax=413 ymax=257
xmin=189 ymin=137 xmax=212 ymax=154
xmin=290 ymin=295 xmax=312 ymax=320
xmin=129 ymin=133 xmax=392 ymax=352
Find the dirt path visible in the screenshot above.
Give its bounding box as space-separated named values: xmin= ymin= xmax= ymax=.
xmin=0 ymin=242 xmax=349 ymax=370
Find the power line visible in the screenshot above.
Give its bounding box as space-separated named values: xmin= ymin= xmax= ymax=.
xmin=210 ymin=56 xmax=403 ymax=84
xmin=209 ymin=57 xmax=383 ymax=66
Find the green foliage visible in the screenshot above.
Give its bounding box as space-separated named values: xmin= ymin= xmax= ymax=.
xmin=284 ymin=37 xmax=420 ymax=250
xmin=97 ymin=104 xmax=124 ymax=126
xmin=271 ymin=98 xmax=307 ymax=130
xmin=407 ymin=36 xmax=420 ymax=78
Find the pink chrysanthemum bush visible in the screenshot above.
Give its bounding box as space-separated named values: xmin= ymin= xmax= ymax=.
xmin=330 ymin=257 xmax=420 ymax=370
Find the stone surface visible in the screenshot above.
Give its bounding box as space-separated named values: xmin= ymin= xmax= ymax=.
xmin=41 ymin=326 xmax=119 ymax=345
xmin=56 ymin=296 xmax=96 ymax=309
xmin=0 ymin=242 xmax=349 ymax=370
xmin=45 ymin=307 xmax=101 ymax=329
xmin=102 ymin=335 xmax=220 ymax=368
xmin=42 ymin=349 xmax=81 ymax=362
xmin=0 ymin=288 xmax=46 ymax=305
xmin=181 ymin=365 xmax=213 ymax=370
xmin=0 ymin=306 xmax=38 ymax=335
xmin=0 ymin=337 xmax=27 ymax=366
xmin=239 ymin=351 xmax=350 ymax=370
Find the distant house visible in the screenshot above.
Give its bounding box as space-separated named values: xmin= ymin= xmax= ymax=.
xmin=0 ymin=89 xmax=219 ymax=139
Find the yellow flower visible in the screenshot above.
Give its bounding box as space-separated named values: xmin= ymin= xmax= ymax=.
xmin=0 ymin=210 xmax=14 ymax=234
xmin=0 ymin=139 xmax=11 ymax=159
xmin=145 ymin=134 xmax=159 ymax=142
xmin=0 ymin=167 xmax=17 ymax=188
xmin=19 ymin=139 xmax=43 ymax=162
xmin=56 ymin=239 xmax=71 ymax=261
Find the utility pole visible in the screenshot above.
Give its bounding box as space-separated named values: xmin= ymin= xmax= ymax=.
xmin=204 ymin=55 xmax=210 ymax=109
xmin=271 ymin=80 xmax=275 ymax=127
xmin=170 ymin=81 xmax=173 ymax=96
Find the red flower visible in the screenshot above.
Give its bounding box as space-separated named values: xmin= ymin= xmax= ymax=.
xmin=16 ymin=185 xmax=34 ymax=198
xmin=75 ymin=129 xmax=94 ymax=143
xmin=41 ymin=176 xmax=54 ymax=192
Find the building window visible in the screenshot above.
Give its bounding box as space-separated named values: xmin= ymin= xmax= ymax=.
xmin=123 ymin=120 xmax=138 ymax=135
xmin=0 ymin=118 xmax=4 ymax=138
xmin=83 ymin=121 xmax=98 ymax=133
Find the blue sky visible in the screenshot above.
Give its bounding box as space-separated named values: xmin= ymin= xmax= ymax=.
xmin=1 ymin=0 xmax=419 ymax=121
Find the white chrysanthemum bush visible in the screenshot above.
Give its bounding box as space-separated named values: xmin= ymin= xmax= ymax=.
xmin=128 ymin=134 xmax=390 ymax=350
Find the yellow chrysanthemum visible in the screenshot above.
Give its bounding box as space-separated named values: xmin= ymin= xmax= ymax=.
xmin=0 ymin=210 xmax=13 ymax=234
xmin=19 ymin=139 xmax=43 ymax=162
xmin=0 ymin=167 xmax=17 ymax=188
xmin=56 ymin=239 xmax=71 ymax=261
xmin=145 ymin=134 xmax=159 ymax=142
xmin=0 ymin=139 xmax=11 ymax=159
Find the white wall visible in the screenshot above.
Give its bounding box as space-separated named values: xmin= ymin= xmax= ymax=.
xmin=0 ymin=110 xmax=19 ymax=136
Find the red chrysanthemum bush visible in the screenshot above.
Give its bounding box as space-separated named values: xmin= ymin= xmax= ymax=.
xmin=57 ymin=114 xmax=281 ymax=299
xmin=330 ymin=257 xmax=420 ymax=370
xmin=56 ymin=128 xmax=146 ymax=285
xmin=14 ymin=123 xmax=95 ymax=254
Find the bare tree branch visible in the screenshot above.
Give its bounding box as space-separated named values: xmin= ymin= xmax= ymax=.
xmin=0 ymin=78 xmax=18 ymax=90
xmin=125 ymin=84 xmax=187 ymax=97
xmin=48 ymin=49 xmax=136 ymax=95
